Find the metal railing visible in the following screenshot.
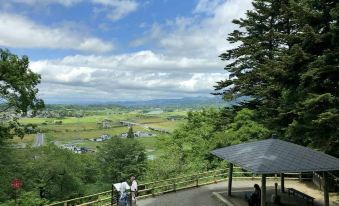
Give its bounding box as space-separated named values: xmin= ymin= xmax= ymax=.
xmin=46 ymin=167 xmax=311 ymax=206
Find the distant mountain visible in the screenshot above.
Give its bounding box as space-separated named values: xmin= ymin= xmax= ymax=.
xmin=112 ymin=96 xmax=248 ymax=108
xmin=43 ymin=96 xmax=251 ymax=108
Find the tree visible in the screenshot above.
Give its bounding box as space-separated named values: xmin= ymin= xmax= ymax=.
xmin=97 ymin=137 xmax=146 ymax=183
xmin=214 ymin=0 xmax=294 ymax=127
xmin=283 ymin=0 xmax=339 ymax=156
xmin=0 ymin=49 xmax=44 ymax=143
xmin=221 ymin=109 xmax=269 ymax=146
xmin=214 ymin=0 xmax=339 ymax=156
xmin=0 ymin=146 xmax=89 ymax=202
xmin=127 ymin=126 xmax=134 ymax=139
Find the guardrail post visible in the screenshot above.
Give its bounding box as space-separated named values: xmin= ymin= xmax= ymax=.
xmin=214 ymin=170 xmax=217 ymax=183
xmin=196 ymin=175 xmax=199 ymax=187
xmin=299 ymin=173 xmax=302 ymax=182
xmin=151 ymin=184 xmax=155 ymax=197
xmin=173 ymin=181 xmax=176 ymax=192
xmin=64 ymin=202 xmax=67 ymax=206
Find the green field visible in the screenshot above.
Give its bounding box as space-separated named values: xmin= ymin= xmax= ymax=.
xmin=15 ymin=109 xmax=187 ymax=158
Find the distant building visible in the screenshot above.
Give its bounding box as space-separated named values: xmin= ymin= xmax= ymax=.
xmin=120 ymin=131 xmax=156 ymax=138
xmin=61 ymin=144 xmax=91 ymax=154
xmin=90 ymin=134 xmax=111 ymax=142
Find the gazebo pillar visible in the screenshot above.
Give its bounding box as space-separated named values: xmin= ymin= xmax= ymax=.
xmin=280 ymin=173 xmax=285 ymax=193
xmin=228 ymin=163 xmax=233 ymax=196
xmin=261 ymin=174 xmax=266 ymax=206
xmin=323 ymin=172 xmax=329 ymax=206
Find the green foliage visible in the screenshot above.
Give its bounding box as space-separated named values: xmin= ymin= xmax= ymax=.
xmin=0 ymin=146 xmax=97 ymax=202
xmin=0 ymin=191 xmax=48 ymax=206
xmin=221 ymin=109 xmax=269 ymax=145
xmin=145 ymin=108 xmax=269 ymax=180
xmin=127 ymin=126 xmax=134 ymax=139
xmin=97 ymin=137 xmax=146 ymax=183
xmin=214 ymin=0 xmax=339 ymax=156
xmin=0 ymin=49 xmax=44 ymax=143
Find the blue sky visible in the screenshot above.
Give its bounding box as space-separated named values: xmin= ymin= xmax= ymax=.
xmin=0 ymin=0 xmax=252 ymax=103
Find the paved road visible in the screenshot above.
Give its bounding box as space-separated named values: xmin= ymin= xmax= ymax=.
xmin=137 ymin=181 xmax=227 ymax=206
xmin=137 ymin=179 xmax=334 ymax=206
xmin=32 ymin=133 xmax=44 ymax=147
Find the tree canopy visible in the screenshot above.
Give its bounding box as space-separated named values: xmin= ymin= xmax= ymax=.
xmin=0 ymin=49 xmax=44 ymax=143
xmin=214 ymin=0 xmax=339 ymax=157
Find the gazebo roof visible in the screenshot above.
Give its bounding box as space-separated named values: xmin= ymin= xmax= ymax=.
xmin=211 ymin=139 xmax=339 ymax=174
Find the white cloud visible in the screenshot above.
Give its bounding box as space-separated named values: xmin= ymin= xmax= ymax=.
xmin=93 ymin=0 xmax=138 ymax=21
xmin=0 ymin=13 xmax=114 ymax=53
xmin=30 ymin=51 xmax=226 ymax=101
xmin=193 ymin=0 xmax=223 ymax=14
xmin=132 ymin=0 xmax=252 ymax=58
xmin=2 ymin=0 xmax=138 ymax=21
xmin=10 ymin=0 xmax=82 ymax=7
xmin=4 ymin=0 xmax=253 ymax=101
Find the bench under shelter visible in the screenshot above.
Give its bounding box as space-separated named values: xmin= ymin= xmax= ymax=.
xmin=211 ymin=138 xmax=339 ymax=206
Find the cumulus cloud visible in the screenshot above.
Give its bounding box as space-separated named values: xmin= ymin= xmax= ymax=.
xmin=0 ymin=13 xmax=114 ymax=53
xmin=30 ymin=51 xmax=227 ymax=101
xmin=132 ymin=0 xmax=252 ymax=58
xmin=3 ymin=0 xmax=252 ymax=101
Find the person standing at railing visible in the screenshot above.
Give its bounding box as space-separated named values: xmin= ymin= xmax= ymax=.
xmin=130 ymin=176 xmax=138 ymax=205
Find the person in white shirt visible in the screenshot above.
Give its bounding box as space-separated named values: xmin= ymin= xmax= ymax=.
xmin=130 ymin=176 xmax=138 ymax=205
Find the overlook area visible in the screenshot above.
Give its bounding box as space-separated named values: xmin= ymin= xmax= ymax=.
xmin=0 ymin=0 xmax=338 ymax=205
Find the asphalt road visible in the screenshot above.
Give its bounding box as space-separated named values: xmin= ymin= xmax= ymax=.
xmin=137 ymin=179 xmax=334 ymax=206
xmin=137 ymin=181 xmax=227 ymax=206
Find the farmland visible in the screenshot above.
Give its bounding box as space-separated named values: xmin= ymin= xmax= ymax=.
xmin=13 ymin=106 xmax=188 ymax=159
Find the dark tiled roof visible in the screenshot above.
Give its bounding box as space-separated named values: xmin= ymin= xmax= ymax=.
xmin=211 ymin=139 xmax=339 ymax=174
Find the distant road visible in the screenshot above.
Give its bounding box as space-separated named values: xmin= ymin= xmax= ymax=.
xmin=32 ymin=133 xmax=44 ymax=147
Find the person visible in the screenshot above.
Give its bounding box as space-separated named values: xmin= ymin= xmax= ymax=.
xmin=119 ymin=182 xmax=129 ymax=206
xmin=130 ymin=176 xmax=138 ymax=205
xmin=245 ymin=184 xmax=261 ymax=206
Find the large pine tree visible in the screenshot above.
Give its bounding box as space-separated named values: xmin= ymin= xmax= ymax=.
xmin=215 ymin=0 xmax=339 ymax=156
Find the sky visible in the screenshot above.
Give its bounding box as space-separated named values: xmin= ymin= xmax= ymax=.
xmin=0 ymin=0 xmax=252 ymax=103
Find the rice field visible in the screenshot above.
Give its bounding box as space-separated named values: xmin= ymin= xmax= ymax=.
xmin=13 ymin=109 xmax=187 ymax=157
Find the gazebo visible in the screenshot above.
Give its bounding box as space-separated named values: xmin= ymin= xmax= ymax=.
xmin=211 ymin=138 xmax=339 ymax=206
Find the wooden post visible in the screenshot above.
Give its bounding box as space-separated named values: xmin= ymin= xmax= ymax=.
xmin=280 ymin=173 xmax=285 ymax=193
xmin=214 ymin=170 xmax=217 ymax=183
xmin=151 ymin=183 xmax=155 ymax=197
xmin=173 ymin=181 xmax=176 ymax=192
xmin=261 ymin=174 xmax=266 ymax=206
xmin=323 ymin=172 xmax=329 ymax=206
xmin=228 ymin=163 xmax=233 ymax=197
